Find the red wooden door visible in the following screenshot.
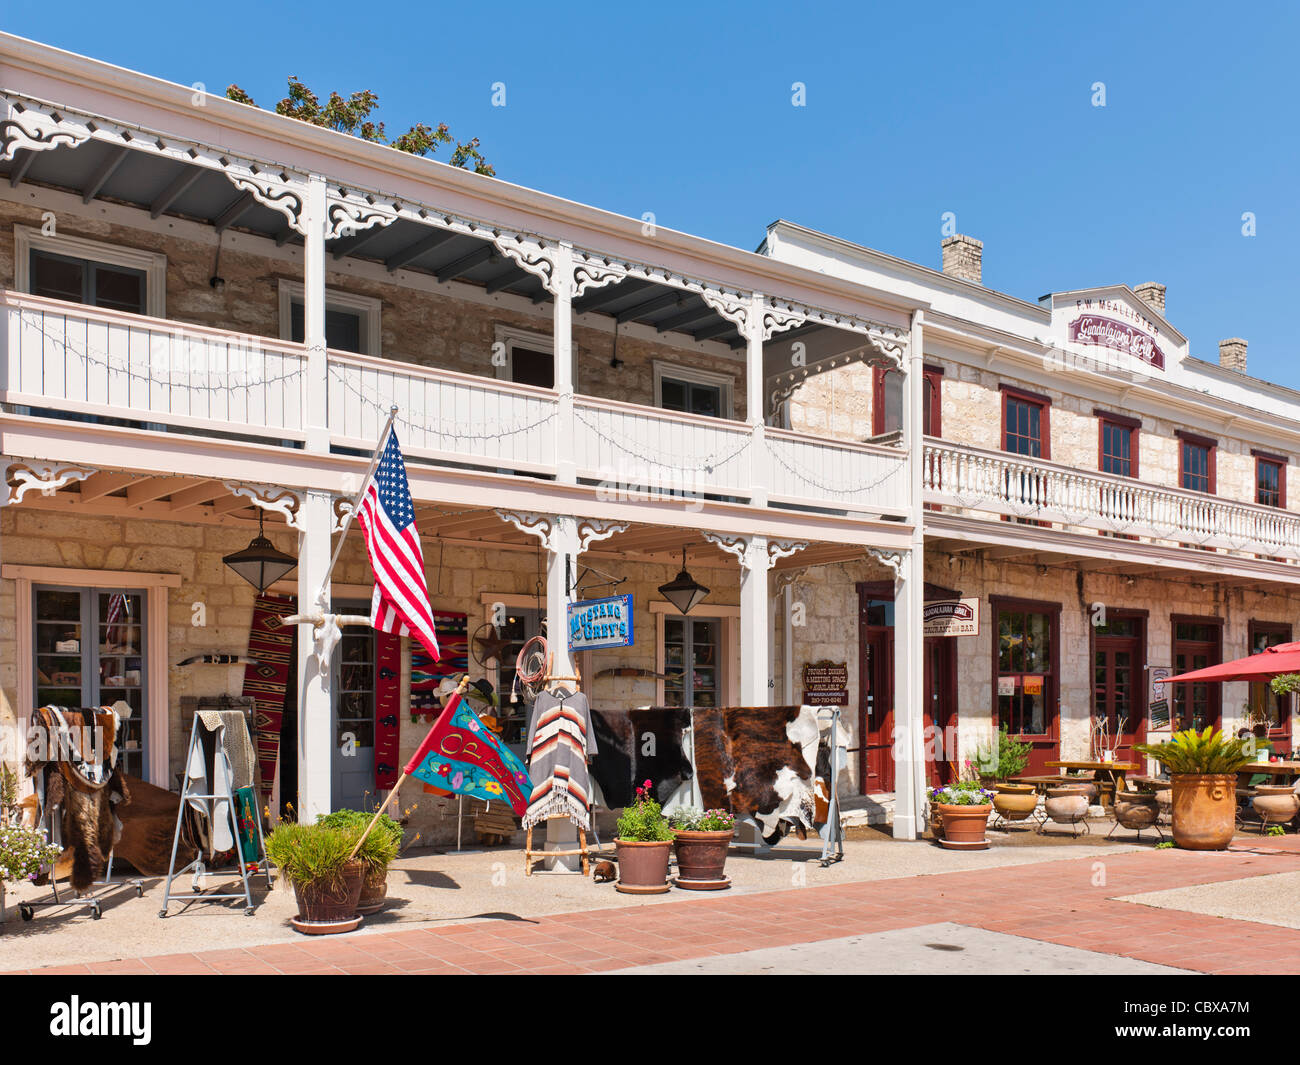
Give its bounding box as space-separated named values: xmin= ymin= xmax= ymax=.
xmin=993 ymin=598 xmax=1061 ymax=776
xmin=1172 ymin=618 xmax=1222 ymax=732
xmin=858 ymin=628 xmax=894 ymax=794
xmin=1093 ymin=630 xmax=1146 ymax=765
xmin=925 ymin=637 xmax=958 ymax=786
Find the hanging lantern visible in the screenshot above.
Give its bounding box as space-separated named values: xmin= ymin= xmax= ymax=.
xmin=223 ymin=510 xmax=298 ymax=592
xmin=658 ymin=545 xmax=710 ymax=615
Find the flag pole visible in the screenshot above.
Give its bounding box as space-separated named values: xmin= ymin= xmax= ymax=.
xmin=348 ymin=674 xmax=471 ymax=860
xmin=314 ymin=404 xmax=399 ymax=609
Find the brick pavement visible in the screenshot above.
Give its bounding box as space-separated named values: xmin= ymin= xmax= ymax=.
xmin=15 ymin=838 xmax=1300 ymax=975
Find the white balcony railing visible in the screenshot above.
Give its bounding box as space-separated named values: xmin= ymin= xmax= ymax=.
xmin=3 ymin=291 xmax=308 ymax=441
xmin=2 ymin=292 xmax=908 ymax=518
xmin=924 ymin=439 xmax=1300 ymax=559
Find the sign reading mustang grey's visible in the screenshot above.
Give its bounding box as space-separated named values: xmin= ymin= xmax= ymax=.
xmin=568 ymin=594 xmax=633 ymax=651
xmin=1069 ymin=314 xmax=1165 ymax=370
xmin=923 ymin=598 xmax=980 ymax=637
xmin=803 ymin=661 xmax=849 ymax=706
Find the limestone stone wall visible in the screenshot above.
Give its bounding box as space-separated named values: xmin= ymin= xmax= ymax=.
xmin=0 ymin=506 xmax=740 ymax=845
xmin=0 ymin=199 xmax=745 ymax=419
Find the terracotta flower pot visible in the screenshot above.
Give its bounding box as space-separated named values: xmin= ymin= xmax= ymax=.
xmin=992 ymin=783 xmax=1038 ymax=822
xmin=1113 ymin=790 xmax=1159 ymax=830
xmin=1171 ymin=773 xmax=1237 ymax=850
xmin=292 ymin=859 xmax=364 ymax=925
xmin=672 ymin=829 xmax=733 ymax=890
xmin=356 ymin=863 xmax=389 ymax=915
xmin=1251 ymin=784 xmax=1299 ymax=827
xmin=1044 ymin=786 xmax=1091 ymax=825
xmin=614 ymin=839 xmax=673 ymax=894
xmin=935 ymin=803 xmax=991 ymax=850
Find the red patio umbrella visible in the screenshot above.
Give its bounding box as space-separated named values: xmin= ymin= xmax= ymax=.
xmin=1164 ymin=641 xmax=1300 ymax=684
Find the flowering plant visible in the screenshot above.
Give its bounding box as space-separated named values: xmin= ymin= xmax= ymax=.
xmin=616 ymin=780 xmax=674 ymax=842
xmin=0 ymin=824 xmax=62 ymax=883
xmin=669 ymin=806 xmax=736 ymax=832
xmin=930 ymin=780 xmax=995 ymax=807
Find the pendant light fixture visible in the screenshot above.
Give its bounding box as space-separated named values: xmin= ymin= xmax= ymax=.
xmin=223 ymin=510 xmax=298 ymax=592
xmin=658 ymin=545 xmax=710 ymax=615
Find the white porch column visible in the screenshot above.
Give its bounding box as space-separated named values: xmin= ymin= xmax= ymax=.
xmin=552 ymin=242 xmax=577 ymax=484
xmin=546 ymin=514 xmax=580 ymax=682
xmin=302 ymin=173 xmax=329 ymax=454
xmin=740 ymin=535 xmax=771 ymax=706
xmin=746 ymin=293 xmax=768 ymax=507
xmin=892 ymin=310 xmax=926 ymax=840
xmin=296 ymin=488 xmax=334 ymax=820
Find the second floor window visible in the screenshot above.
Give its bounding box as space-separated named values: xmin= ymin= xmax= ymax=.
xmin=1178 ymin=433 xmax=1216 ymax=493
xmin=1098 ymin=416 xmax=1138 ymax=477
xmin=30 ymin=249 xmax=146 ymax=315
xmin=872 ymin=366 xmax=942 ymax=437
xmin=1002 ymin=389 xmax=1047 ymax=458
xmin=1255 ymin=454 xmax=1285 ymax=508
xmin=661 ymin=376 xmax=723 ymax=417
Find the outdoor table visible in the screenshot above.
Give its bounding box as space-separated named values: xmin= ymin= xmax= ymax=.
xmin=1043 ymin=761 xmax=1140 ymax=807
xmin=1237 ymin=761 xmax=1300 ymax=785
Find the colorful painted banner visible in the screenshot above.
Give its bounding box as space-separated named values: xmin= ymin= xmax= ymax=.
xmin=240 ymin=594 xmax=296 ymax=805
xmin=405 ymin=692 xmax=532 ymax=815
xmin=374 ymin=631 xmax=402 ymax=791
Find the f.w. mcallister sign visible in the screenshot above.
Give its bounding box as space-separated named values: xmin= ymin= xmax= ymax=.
xmin=1068 ymin=314 xmax=1165 ymax=370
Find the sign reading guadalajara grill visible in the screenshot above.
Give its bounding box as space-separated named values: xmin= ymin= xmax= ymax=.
xmin=1068 ymin=298 xmax=1165 ymax=370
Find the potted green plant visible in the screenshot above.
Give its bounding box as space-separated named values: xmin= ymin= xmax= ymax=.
xmin=265 ymin=820 xmax=366 ymax=933
xmin=1136 ymin=728 xmax=1253 ymax=850
xmin=614 ymin=780 xmax=674 ymax=894
xmin=317 ymin=809 xmax=402 ymax=915
xmin=669 ymin=806 xmax=735 ymax=890
xmin=929 ymin=780 xmax=996 ymax=850
xmin=972 ymin=727 xmax=1036 ymax=823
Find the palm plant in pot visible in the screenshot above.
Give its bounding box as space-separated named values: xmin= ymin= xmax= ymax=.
xmin=614 ymin=780 xmax=674 ymax=895
xmin=265 ymin=820 xmax=366 ymax=933
xmin=929 ymin=779 xmax=996 ymax=850
xmin=669 ymin=806 xmax=735 ymax=890
xmin=973 ymin=726 xmax=1035 ymax=824
xmin=1136 ymin=728 xmax=1253 ymax=850
xmin=317 ymin=809 xmax=402 ymax=916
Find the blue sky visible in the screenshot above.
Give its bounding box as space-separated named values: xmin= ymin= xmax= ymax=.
xmin=8 ymin=2 xmax=1299 ymax=383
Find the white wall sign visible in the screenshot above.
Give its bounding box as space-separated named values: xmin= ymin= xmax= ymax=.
xmin=923 ymin=598 xmax=980 ymax=637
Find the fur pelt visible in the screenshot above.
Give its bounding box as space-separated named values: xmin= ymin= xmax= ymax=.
xmin=589 ymin=708 xmax=692 ymax=808
xmin=692 ymin=705 xmax=821 ymax=844
xmin=114 ymin=773 xmax=198 ymax=876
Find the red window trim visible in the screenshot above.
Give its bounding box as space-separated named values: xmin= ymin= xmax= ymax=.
xmin=1250 ymin=448 xmax=1288 ymax=463
xmin=871 ymin=365 xmax=943 ymax=438
xmin=1170 ymin=613 xmax=1223 ymax=732
xmin=1096 ymin=412 xmax=1140 ymax=478
xmin=1176 ymin=432 xmax=1217 ymax=494
xmin=1000 ymin=385 xmax=1051 ymax=460
xmin=990 ymin=596 xmax=1061 ymax=740
xmin=1248 ymin=619 xmax=1293 ymax=738
xmin=1254 ymin=454 xmax=1287 ymax=509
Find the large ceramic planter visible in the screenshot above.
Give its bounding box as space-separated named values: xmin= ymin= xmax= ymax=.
xmin=1251 ymin=785 xmax=1299 ymax=828
xmin=992 ymin=783 xmax=1038 ymax=822
xmin=1113 ymin=790 xmax=1159 ymax=831
xmin=1044 ymin=786 xmax=1091 ymax=825
xmin=614 ymin=839 xmax=673 ymax=894
xmin=356 ymin=863 xmax=390 ymax=915
xmin=672 ymin=829 xmax=733 ymax=890
xmin=1060 ymin=779 xmax=1100 ymax=804
xmin=1171 ymin=773 xmax=1237 ymax=850
xmin=291 ymin=859 xmax=364 ymax=933
xmin=934 ymin=804 xmax=991 ymax=850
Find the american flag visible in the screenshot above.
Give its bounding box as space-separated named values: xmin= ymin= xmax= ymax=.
xmin=356 ymin=430 xmax=441 ymax=662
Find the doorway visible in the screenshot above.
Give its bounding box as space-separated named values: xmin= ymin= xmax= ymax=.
xmin=1171 ymin=616 xmax=1222 ymax=732
xmin=925 ymin=637 xmax=958 ymax=786
xmin=991 ymin=597 xmax=1061 ymax=776
xmin=1092 ymin=612 xmax=1147 ymax=765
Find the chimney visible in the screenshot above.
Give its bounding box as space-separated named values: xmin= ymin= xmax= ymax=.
xmin=1134 ymin=282 xmax=1166 ymax=315
xmin=941 ymin=234 xmax=982 ymax=284
xmin=1219 ymin=337 xmax=1247 ymax=373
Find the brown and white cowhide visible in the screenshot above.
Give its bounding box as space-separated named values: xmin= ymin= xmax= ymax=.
xmin=589 ymin=708 xmax=692 ymax=809
xmin=692 ymin=705 xmax=821 ymax=844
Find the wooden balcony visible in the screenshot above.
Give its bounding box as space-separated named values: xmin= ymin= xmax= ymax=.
xmin=924 ymin=438 xmax=1300 ymax=562
xmin=2 ymin=291 xmax=909 ymax=521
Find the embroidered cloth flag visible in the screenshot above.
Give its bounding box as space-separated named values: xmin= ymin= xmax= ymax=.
xmin=404 ymin=692 xmax=532 ymax=815
xmin=356 ymin=430 xmax=440 ymax=662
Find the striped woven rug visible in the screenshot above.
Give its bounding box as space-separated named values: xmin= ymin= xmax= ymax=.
xmin=240 ymin=594 xmax=296 ymax=805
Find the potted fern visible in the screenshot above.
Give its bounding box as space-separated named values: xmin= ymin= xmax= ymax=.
xmin=614 ymin=780 xmax=674 ymax=895
xmin=669 ymin=807 xmax=735 ymax=890
xmin=317 ymin=809 xmax=402 ymax=915
xmin=1136 ymin=728 xmax=1253 ymax=850
xmin=265 ymin=820 xmax=365 ymax=933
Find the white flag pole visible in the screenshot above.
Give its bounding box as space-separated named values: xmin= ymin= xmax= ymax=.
xmin=313 ymin=405 xmax=399 ymax=610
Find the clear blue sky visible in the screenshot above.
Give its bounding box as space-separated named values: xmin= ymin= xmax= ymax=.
xmin=9 ymin=2 xmax=1299 ymax=384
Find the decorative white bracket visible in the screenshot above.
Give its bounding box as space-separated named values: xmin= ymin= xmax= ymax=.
xmin=768 ymin=539 xmax=810 ymax=566
xmin=576 ymin=518 xmax=629 ymax=554
xmin=702 ymin=531 xmax=805 ymax=572
xmin=773 ymin=566 xmax=809 ymax=594
xmin=1 ymin=98 xmax=92 ymax=159
xmin=495 ymin=508 xmax=556 ymax=547
xmin=326 ymin=184 xmax=400 ymax=241
xmin=223 ymin=481 xmax=306 ymax=529
xmin=1 ymin=459 xmax=96 ymax=505
xmin=226 ymin=170 xmax=307 ymax=234
xmin=866 ymin=547 xmax=907 ymax=578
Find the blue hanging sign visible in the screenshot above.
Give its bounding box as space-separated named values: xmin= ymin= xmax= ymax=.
xmin=568 ymin=594 xmax=634 ymax=652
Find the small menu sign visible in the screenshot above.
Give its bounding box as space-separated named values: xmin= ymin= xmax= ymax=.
xmin=803 ymin=661 xmax=848 ymax=706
